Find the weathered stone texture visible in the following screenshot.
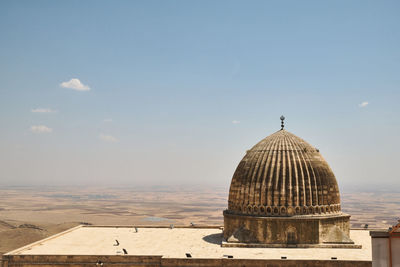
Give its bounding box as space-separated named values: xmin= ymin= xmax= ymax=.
xmin=224 ymin=129 xmax=353 ymax=246
xmin=228 ymin=130 xmax=341 ymax=216
xmin=1 ymin=255 xmax=371 ymax=267
xmin=223 ymin=212 xmax=354 ymax=247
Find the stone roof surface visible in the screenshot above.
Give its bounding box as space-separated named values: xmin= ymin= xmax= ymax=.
xmin=6 ymin=226 xmax=371 ymax=261
xmin=227 ymin=129 xmax=341 ymax=217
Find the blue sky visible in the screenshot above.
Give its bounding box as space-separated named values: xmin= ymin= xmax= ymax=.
xmin=0 ymin=0 xmax=399 ymax=190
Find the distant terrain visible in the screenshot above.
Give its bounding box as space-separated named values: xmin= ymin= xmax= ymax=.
xmin=0 ymin=186 xmax=399 ymax=255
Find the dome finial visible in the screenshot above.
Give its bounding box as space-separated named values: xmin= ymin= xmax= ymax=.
xmin=280 ymin=115 xmax=285 ymax=130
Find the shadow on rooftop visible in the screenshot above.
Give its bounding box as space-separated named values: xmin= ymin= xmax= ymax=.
xmin=202 ymin=233 xmax=223 ymax=245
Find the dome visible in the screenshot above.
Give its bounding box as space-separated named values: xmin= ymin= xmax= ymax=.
xmin=227 ymin=129 xmax=341 ymax=217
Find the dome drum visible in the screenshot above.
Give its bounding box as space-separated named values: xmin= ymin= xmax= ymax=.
xmin=222 ymin=211 xmax=356 ymax=248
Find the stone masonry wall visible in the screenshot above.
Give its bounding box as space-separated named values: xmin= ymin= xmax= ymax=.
xmin=1 ymin=255 xmax=371 ymax=267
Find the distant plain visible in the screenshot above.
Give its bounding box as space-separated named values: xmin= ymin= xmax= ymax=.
xmin=0 ymin=186 xmax=399 ymax=255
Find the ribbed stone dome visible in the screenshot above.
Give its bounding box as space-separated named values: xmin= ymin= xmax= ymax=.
xmin=227 ymin=129 xmax=341 ymax=217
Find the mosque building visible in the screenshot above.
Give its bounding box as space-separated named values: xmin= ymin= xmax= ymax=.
xmin=2 ymin=118 xmax=376 ymax=266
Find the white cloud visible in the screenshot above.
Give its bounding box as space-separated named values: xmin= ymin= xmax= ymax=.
xmin=99 ymin=134 xmax=118 ymax=143
xmin=103 ymin=118 xmax=113 ymax=122
xmin=359 ymin=101 xmax=369 ymax=108
xmin=30 ymin=125 xmax=53 ymax=134
xmin=232 ymin=120 xmax=240 ymax=124
xmin=60 ymin=78 xmax=90 ymax=91
xmin=31 ymin=108 xmax=56 ymax=113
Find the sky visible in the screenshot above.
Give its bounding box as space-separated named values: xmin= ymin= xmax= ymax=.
xmin=0 ymin=0 xmax=399 ymax=191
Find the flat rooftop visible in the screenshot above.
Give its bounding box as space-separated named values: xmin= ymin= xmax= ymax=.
xmin=6 ymin=226 xmax=371 ymax=261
